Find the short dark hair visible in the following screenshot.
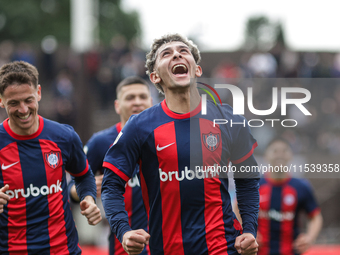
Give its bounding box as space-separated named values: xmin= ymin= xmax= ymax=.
xmin=145 ymin=34 xmax=201 ymax=94
xmin=116 ymin=76 xmax=150 ymax=98
xmin=266 ymin=137 xmax=292 ymax=150
xmin=0 ymin=61 xmax=39 ymax=96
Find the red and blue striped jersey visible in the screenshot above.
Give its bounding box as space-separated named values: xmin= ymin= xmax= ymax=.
xmin=257 ymin=177 xmax=320 ymax=255
xmin=84 ymin=122 xmax=149 ymax=255
xmin=102 ymin=100 xmax=259 ymax=255
xmin=0 ymin=116 xmax=96 ymax=254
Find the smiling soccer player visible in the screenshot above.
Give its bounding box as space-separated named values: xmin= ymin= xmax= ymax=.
xmin=0 ymin=61 xmax=101 ymax=254
xmin=102 ymin=34 xmax=260 ymax=255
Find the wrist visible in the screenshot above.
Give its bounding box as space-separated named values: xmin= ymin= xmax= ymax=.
xmin=84 ymin=195 xmax=95 ymax=204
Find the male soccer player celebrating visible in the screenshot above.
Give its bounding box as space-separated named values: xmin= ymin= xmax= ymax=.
xmin=70 ymin=76 xmax=152 ymax=254
xmin=0 ymin=61 xmax=101 ymax=254
xmin=102 ymin=34 xmax=259 ymax=255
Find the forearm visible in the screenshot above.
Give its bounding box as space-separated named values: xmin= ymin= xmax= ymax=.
xmin=73 ymin=170 xmax=96 ymax=202
xmin=102 ymin=168 xmax=132 ymax=242
xmin=234 ymin=155 xmax=260 ymax=237
xmin=67 ymin=179 xmax=80 ymax=202
xmin=235 ymin=178 xmax=259 ymax=236
xmin=306 ymin=213 xmax=323 ymax=243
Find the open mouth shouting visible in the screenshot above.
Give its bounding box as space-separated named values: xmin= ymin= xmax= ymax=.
xmin=172 ymin=64 xmax=188 ymax=77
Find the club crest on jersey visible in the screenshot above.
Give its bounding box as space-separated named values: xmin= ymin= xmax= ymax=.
xmin=44 ymin=151 xmax=61 ymax=169
xmin=202 ymin=132 xmax=220 ymax=152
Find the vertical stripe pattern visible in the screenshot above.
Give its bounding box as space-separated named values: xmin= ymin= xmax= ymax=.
xmin=154 ymin=122 xmax=185 ymax=255
xmin=258 ymin=184 xmax=272 ymax=255
xmin=0 ymin=142 xmax=28 ymax=254
xmin=39 ymin=139 xmax=69 ymax=254
xmin=279 ymin=185 xmax=297 ymax=255
xmin=199 ymin=119 xmax=228 ymax=255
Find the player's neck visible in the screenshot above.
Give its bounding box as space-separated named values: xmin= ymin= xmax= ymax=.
xmin=8 ymin=116 xmax=40 ymax=136
xmin=164 ymin=87 xmax=200 ymax=114
xmin=268 ymin=171 xmax=290 ymax=181
xmin=120 ymin=120 xmax=126 ymax=129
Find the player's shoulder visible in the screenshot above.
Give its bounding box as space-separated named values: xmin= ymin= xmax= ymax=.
xmin=43 ymin=117 xmax=74 ymax=131
xmin=290 ymin=177 xmax=314 ymax=190
xmin=0 ymin=121 xmax=5 ymax=134
xmin=259 ymin=177 xmax=268 ymax=185
xmin=0 ymin=121 xmax=10 ymax=148
xmin=89 ymin=124 xmax=118 ymax=142
xmin=127 ymin=103 xmax=163 ymax=126
xmin=42 ymin=117 xmax=77 ymax=139
xmin=208 ymin=100 xmax=246 ymax=122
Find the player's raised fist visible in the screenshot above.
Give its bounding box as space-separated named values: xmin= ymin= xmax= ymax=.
xmin=80 ymin=196 xmax=102 ymax=225
xmin=0 ymin=184 xmax=10 ymax=214
xmin=235 ymin=233 xmax=259 ymax=255
xmin=122 ymin=229 xmax=150 ymax=255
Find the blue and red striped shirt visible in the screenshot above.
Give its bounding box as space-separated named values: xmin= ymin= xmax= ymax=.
xmin=102 ymin=99 xmax=259 ymax=255
xmin=257 ymin=177 xmax=320 ymax=255
xmin=84 ymin=122 xmax=149 ymax=255
xmin=0 ymin=116 xmax=96 ymax=254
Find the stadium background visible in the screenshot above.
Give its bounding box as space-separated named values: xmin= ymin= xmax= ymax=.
xmin=0 ymin=0 xmax=339 ymax=253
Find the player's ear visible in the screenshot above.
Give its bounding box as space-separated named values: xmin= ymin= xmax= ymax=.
xmin=37 ymin=85 xmax=42 ymax=102
xmin=150 ymin=71 xmax=161 ymax=84
xmin=114 ymin=99 xmax=121 ymax=114
xmin=195 ymin=65 xmax=202 ymax=77
xmin=0 ymin=97 xmax=4 ymax=108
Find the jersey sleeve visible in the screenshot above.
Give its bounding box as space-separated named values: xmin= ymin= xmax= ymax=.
xmin=84 ymin=134 xmax=106 ymax=174
xmin=103 ymin=116 xmax=141 ymax=181
xmin=102 ymin=168 xmax=132 ymax=242
xmin=300 ymin=179 xmax=320 ymax=217
xmin=229 ymin=115 xmax=258 ymax=164
xmin=66 ymin=128 xmax=96 ymax=201
xmin=65 ymin=129 xmax=90 ymax=177
xmin=234 ymin=155 xmax=260 ymax=237
xmin=228 ymin=115 xmax=260 ymax=236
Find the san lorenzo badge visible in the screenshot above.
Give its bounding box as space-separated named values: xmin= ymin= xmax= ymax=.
xmin=44 ymin=151 xmax=61 ymax=169
xmin=202 ymin=132 xmax=220 ymax=152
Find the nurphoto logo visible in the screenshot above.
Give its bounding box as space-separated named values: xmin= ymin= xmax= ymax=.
xmin=198 ymin=81 xmax=312 ymax=128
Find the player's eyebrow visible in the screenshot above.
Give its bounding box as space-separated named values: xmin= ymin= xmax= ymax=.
xmin=159 ymin=46 xmax=172 ymax=55
xmin=7 ymin=99 xmax=18 ymax=104
xmin=159 ymin=44 xmax=190 ymax=56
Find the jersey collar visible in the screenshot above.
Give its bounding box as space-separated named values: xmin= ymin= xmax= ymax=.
xmin=3 ymin=115 xmax=44 ymax=140
xmin=265 ymin=174 xmax=292 ymax=186
xmin=116 ymin=122 xmax=122 ymax=133
xmin=161 ymin=99 xmax=201 ymax=119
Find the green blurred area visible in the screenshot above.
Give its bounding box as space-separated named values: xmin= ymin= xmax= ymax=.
xmin=0 ymin=0 xmax=140 ymax=45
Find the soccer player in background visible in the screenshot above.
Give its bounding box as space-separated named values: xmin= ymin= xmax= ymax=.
xmin=69 ymin=76 xmax=152 ymax=254
xmin=256 ymin=137 xmax=323 ymax=255
xmin=102 ymin=34 xmax=260 ymax=255
xmin=0 ymin=61 xmax=102 ymax=254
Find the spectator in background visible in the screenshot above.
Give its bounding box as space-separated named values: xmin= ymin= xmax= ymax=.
xmin=52 ymin=70 xmax=76 ymax=126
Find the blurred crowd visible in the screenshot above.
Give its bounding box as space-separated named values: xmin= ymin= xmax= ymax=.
xmin=1 ymin=39 xmax=339 ymax=247
xmin=0 ymin=37 xmax=159 ymax=135
xmin=1 ymin=39 xmax=339 ymax=155
xmin=203 ymin=48 xmax=340 ymax=155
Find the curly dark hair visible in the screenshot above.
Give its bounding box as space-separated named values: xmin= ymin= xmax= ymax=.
xmin=145 ymin=34 xmax=201 ymax=94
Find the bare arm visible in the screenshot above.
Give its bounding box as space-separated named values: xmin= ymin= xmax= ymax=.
xmin=294 ymin=212 xmax=323 ymax=254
